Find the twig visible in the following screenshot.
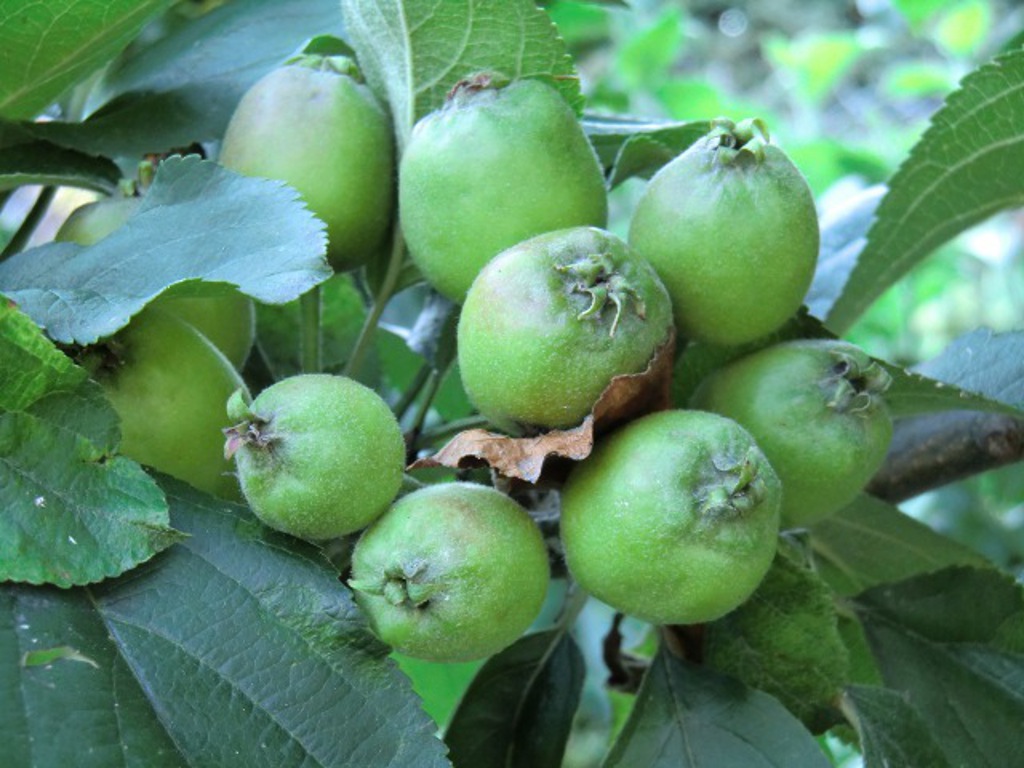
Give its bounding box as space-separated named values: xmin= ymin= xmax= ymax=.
xmin=867 ymin=410 xmax=1024 ymax=503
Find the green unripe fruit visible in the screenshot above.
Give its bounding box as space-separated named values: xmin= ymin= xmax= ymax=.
xmin=349 ymin=483 xmax=550 ymax=662
xmin=399 ymin=76 xmax=608 ymax=302
xmin=85 ymin=307 xmax=247 ymax=499
xmin=225 ymin=374 xmax=404 ymax=541
xmin=560 ymin=409 xmax=781 ymax=625
xmin=57 ymin=196 xmax=256 ymax=369
xmin=692 ymin=339 xmax=894 ymax=527
xmin=220 ymin=57 xmax=395 ymax=272
xmin=629 ymin=118 xmax=819 ymax=346
xmin=457 ymin=226 xmax=673 ymax=432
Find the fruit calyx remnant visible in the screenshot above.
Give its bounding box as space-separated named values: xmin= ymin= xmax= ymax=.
xmin=697 ymin=448 xmax=768 ymax=520
xmin=824 ymin=351 xmax=892 ymax=415
xmin=222 ymin=418 xmax=274 ymax=460
xmin=446 ymin=71 xmax=512 ymax=103
xmin=350 ymin=560 xmax=436 ymax=610
xmin=707 ymin=117 xmax=771 ymax=165
xmin=555 ymin=252 xmax=647 ymax=337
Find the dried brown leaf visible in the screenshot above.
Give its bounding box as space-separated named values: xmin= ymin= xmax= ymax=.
xmin=409 ymin=331 xmax=676 ymax=484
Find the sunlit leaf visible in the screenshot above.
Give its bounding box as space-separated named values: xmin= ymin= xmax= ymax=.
xmin=0 ymin=155 xmax=330 ymax=345
xmin=828 ymin=50 xmax=1024 ymax=330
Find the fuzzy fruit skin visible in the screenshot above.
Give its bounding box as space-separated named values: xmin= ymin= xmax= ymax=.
xmin=560 ymin=409 xmax=781 ymax=625
xmin=220 ymin=63 xmax=395 ymax=272
xmin=349 ymin=483 xmax=550 ymax=662
xmin=229 ymin=374 xmax=404 ymax=541
xmin=628 ymin=123 xmax=818 ymax=346
xmin=88 ymin=307 xmax=247 ymax=499
xmin=399 ymin=78 xmax=608 ymax=302
xmin=457 ymin=226 xmax=673 ymax=432
xmin=692 ymin=339 xmax=893 ymax=527
xmin=56 ymin=197 xmax=255 ymax=369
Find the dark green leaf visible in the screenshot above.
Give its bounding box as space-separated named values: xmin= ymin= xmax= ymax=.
xmin=852 ymin=567 xmax=1024 ymax=768
xmin=0 ymin=300 xmax=85 ymax=412
xmin=810 ymin=495 xmax=986 ymax=596
xmin=0 ymin=411 xmax=178 ymax=587
xmin=0 ymin=155 xmax=330 ymax=345
xmin=24 ymin=0 xmax=343 ymax=158
xmin=805 ymin=185 xmax=885 ymax=321
xmin=0 ymin=134 xmax=120 ymax=194
xmin=256 ymin=273 xmax=368 ymax=380
xmin=828 ymin=50 xmax=1024 ymax=330
xmin=24 ymin=380 xmax=120 ymax=451
xmin=582 ymin=114 xmax=708 ymax=184
xmin=341 ymin=0 xmax=580 ymax=147
xmin=1 ymin=480 xmax=452 ymax=766
xmin=841 ymin=685 xmax=952 ymax=768
xmin=704 ymin=548 xmax=849 ymax=732
xmin=0 ymin=0 xmax=174 ymax=120
xmin=0 ymin=585 xmax=187 ymax=767
xmin=604 ymin=648 xmax=831 ymax=768
xmin=104 ymin=479 xmax=448 ymax=766
xmin=445 ymin=629 xmax=585 ymax=768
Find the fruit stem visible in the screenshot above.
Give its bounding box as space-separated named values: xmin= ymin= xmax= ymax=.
xmin=419 ymin=415 xmax=490 ymax=444
xmin=344 ymin=227 xmax=406 ymax=380
xmin=392 ymin=362 xmax=432 ymax=420
xmin=406 ymin=367 xmax=445 ymax=455
xmin=299 ymin=285 xmax=322 ymax=374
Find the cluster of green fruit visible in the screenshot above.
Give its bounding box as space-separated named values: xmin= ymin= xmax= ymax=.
xmin=63 ymin=57 xmax=894 ymax=667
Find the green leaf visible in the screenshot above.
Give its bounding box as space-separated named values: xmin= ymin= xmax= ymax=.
xmin=891 ymin=0 xmax=950 ymax=29
xmin=914 ymin=329 xmax=1024 ymax=409
xmin=828 ymin=50 xmax=1024 ymax=331
xmin=0 ymin=300 xmax=85 ymax=412
xmin=841 ymin=685 xmax=952 ymax=768
xmin=24 ymin=379 xmax=121 ymax=450
xmin=0 ymin=155 xmax=330 ymax=345
xmin=0 ymin=0 xmax=174 ymax=119
xmin=340 ymin=0 xmax=580 ymax=148
xmin=704 ymin=547 xmax=849 ymax=732
xmin=1 ymin=479 xmax=452 ymax=766
xmin=604 ymin=648 xmax=831 ymax=768
xmin=810 ymin=495 xmax=986 ymax=596
xmin=256 ymin=273 xmax=367 ymax=380
xmin=393 ymin=653 xmax=483 ymax=728
xmin=879 ymin=329 xmax=1024 ymax=418
xmin=615 ymin=7 xmax=684 ymax=90
xmin=805 ymin=185 xmax=886 ymax=321
xmin=101 ymin=479 xmax=449 ymax=766
xmin=582 ymin=114 xmax=709 ymax=185
xmin=0 ymin=411 xmax=178 ymax=587
xmin=28 ymin=0 xmax=344 ymax=157
xmin=0 ymin=130 xmax=120 ymax=194
xmin=852 ymin=567 xmax=1024 ymax=768
xmin=444 ymin=629 xmax=585 ymax=768
xmin=0 ymin=585 xmax=187 ymax=767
